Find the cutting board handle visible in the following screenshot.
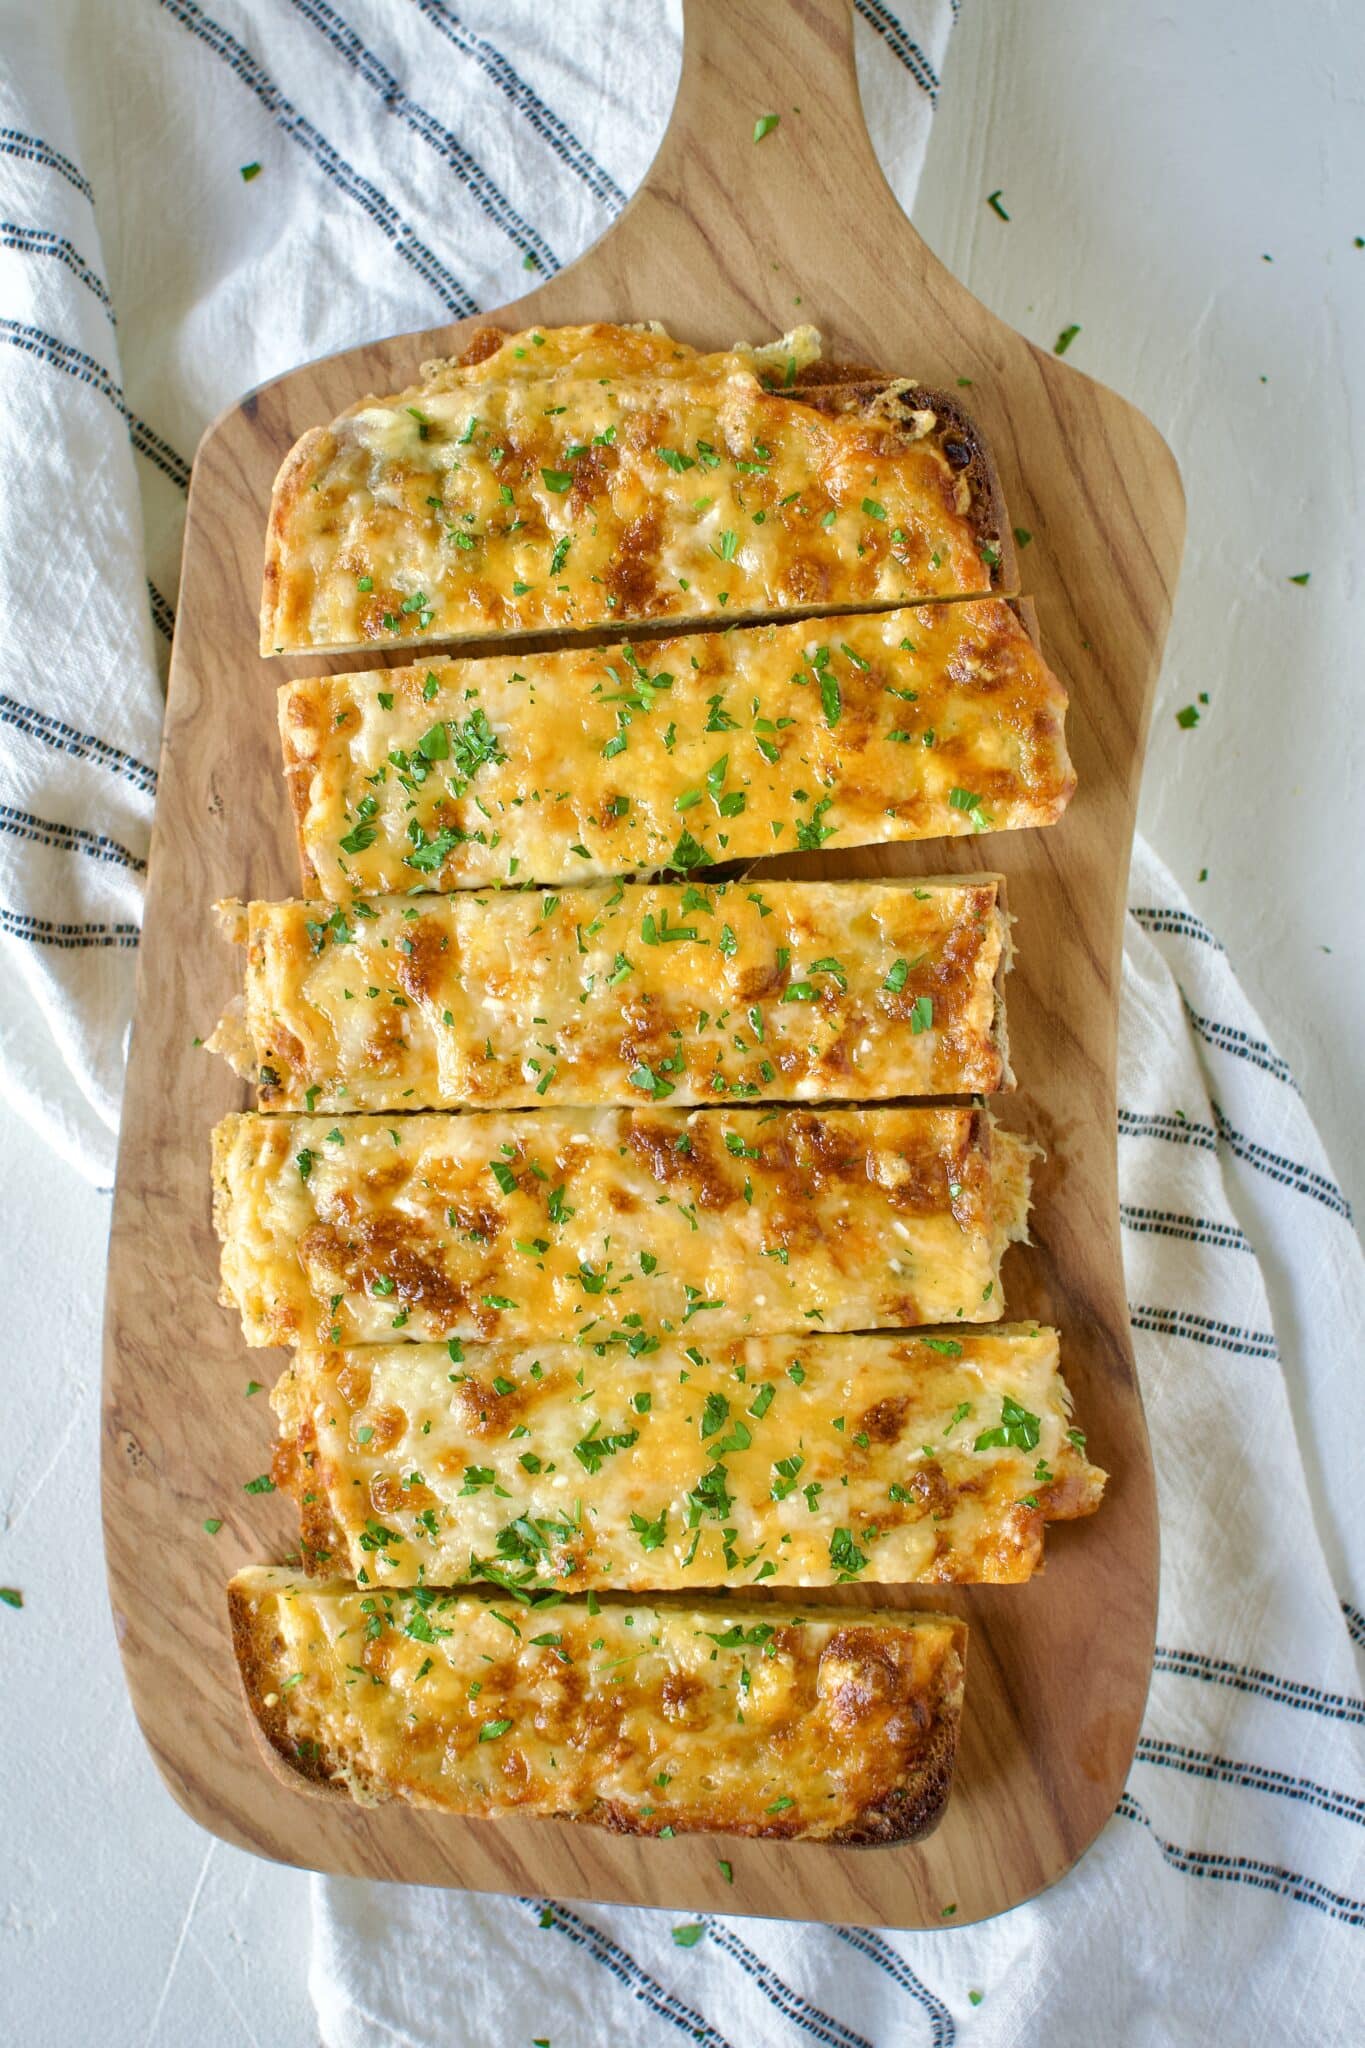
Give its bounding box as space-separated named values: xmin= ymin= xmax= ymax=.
xmin=634 ymin=0 xmax=913 ymax=260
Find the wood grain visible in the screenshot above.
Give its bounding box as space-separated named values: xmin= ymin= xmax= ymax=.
xmin=101 ymin=0 xmax=1183 ymax=1929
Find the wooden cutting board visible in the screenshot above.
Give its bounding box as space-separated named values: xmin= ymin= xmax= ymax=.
xmin=102 ymin=0 xmax=1182 ymax=1928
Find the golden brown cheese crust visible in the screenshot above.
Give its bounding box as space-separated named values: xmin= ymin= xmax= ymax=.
xmin=207 ymin=877 xmax=1012 ymax=1113
xmin=211 ymin=1103 xmax=1035 ymax=1349
xmin=410 ymin=321 xmax=828 ymax=395
xmin=278 ymin=601 xmax=1073 ymax=898
xmin=260 ymin=322 xmax=1012 ymax=656
xmin=271 ymin=1325 xmax=1104 ymax=1591
xmin=228 ymin=1566 xmax=967 ymax=1843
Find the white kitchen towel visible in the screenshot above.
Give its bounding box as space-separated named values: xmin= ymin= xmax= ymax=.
xmin=1 ymin=3 xmax=1361 ymax=2045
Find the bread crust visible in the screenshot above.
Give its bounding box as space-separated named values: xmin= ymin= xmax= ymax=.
xmin=260 ymin=427 xmax=333 ymax=657
xmin=828 ymin=1708 xmax=962 ymax=1845
xmin=275 ymin=681 xmax=320 ymax=892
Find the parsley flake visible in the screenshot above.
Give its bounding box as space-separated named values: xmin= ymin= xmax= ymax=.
xmin=974 ymin=1395 xmax=1042 ymax=1453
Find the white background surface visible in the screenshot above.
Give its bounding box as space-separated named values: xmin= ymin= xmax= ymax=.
xmin=2 ymin=4 xmax=1361 ymax=2044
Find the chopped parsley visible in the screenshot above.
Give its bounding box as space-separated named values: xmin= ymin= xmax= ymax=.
xmin=668 ymin=829 xmax=709 ymax=872
xmin=795 ymin=795 xmax=835 ymax=850
xmin=974 ymin=1395 xmax=1042 ymax=1453
xmin=630 ymin=1509 xmax=668 ymax=1551
xmin=771 ymin=1453 xmax=804 ymax=1501
xmin=829 ymin=1528 xmax=868 ymax=1576
xmin=574 ymin=1427 xmax=639 ymax=1473
xmin=948 ymin=786 xmax=990 ymax=831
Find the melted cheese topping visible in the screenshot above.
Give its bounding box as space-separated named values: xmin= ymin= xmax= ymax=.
xmin=261 ymin=328 xmax=1000 ymax=654
xmin=230 ymin=1566 xmax=966 ymax=1839
xmin=212 ymin=1104 xmax=1034 ymax=1349
xmin=279 ymin=602 xmax=1073 ymax=898
xmin=208 ymin=877 xmax=1011 ymax=1113
xmin=410 ymin=321 xmax=825 ymax=396
xmin=272 ymin=1325 xmax=1104 ymax=1592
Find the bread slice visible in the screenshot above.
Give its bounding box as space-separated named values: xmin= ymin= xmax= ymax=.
xmin=206 ymin=874 xmax=1013 ymax=1113
xmin=260 ymin=322 xmax=1015 ymax=655
xmin=277 ymin=599 xmax=1073 ymax=900
xmin=270 ymin=1324 xmax=1105 ymax=1592
xmin=228 ymin=1565 xmax=967 ymax=1843
xmin=211 ymin=1101 xmax=1036 ymax=1349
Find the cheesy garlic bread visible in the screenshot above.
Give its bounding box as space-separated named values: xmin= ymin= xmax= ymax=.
xmin=279 ymin=601 xmax=1073 ymax=897
xmin=229 ymin=1565 xmax=967 ymax=1842
xmin=260 ymin=322 xmax=1011 ymax=655
xmin=212 ymin=1104 xmax=1034 ymax=1349
xmin=208 ymin=876 xmax=1012 ymax=1113
xmin=272 ymin=1325 xmax=1103 ymax=1591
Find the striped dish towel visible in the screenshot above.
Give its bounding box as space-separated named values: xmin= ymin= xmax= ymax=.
xmin=0 ymin=3 xmax=1359 ymax=2042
